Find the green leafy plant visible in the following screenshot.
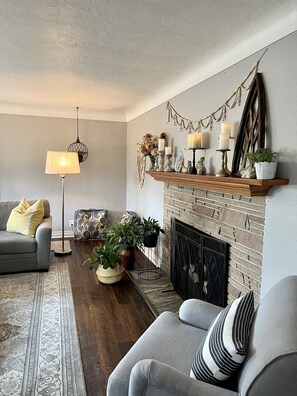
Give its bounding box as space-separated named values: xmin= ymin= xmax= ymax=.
xmin=141 ymin=217 xmax=165 ymax=237
xmin=83 ymin=240 xmax=126 ymax=270
xmin=107 ymin=217 xmax=143 ymax=248
xmin=245 ymin=148 xmax=278 ymax=165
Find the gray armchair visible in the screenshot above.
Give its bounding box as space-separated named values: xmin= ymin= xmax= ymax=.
xmin=0 ymin=199 xmax=52 ymax=274
xmin=107 ymin=275 xmax=297 ymax=396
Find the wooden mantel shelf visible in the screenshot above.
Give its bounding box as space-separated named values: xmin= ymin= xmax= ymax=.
xmin=147 ymin=171 xmax=289 ymax=197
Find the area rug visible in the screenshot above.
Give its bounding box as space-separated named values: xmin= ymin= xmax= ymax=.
xmin=0 ymin=263 xmax=86 ymax=396
xmin=127 ymin=269 xmax=183 ymax=318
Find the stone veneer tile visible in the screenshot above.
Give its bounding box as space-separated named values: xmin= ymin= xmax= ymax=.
xmin=230 ymin=251 xmax=262 ymax=275
xmin=193 ymin=189 xmax=207 ymax=198
xmin=228 ymin=284 xmax=242 ymax=300
xmin=229 ymin=242 xmax=262 ymax=256
xmin=218 ymin=208 xmax=248 ymax=229
xmin=249 ymin=214 xmax=265 ymax=225
xmin=228 ymin=278 xmax=260 ymax=306
xmin=192 ymin=203 xmax=215 ymax=217
xmin=249 ymin=226 xmax=264 ymax=238
xmin=229 ymin=259 xmax=261 ymax=283
xmin=234 ymin=229 xmax=263 ymax=253
xmin=226 ymin=203 xmax=265 ymax=217
xmin=193 ymin=193 xmax=265 ymax=217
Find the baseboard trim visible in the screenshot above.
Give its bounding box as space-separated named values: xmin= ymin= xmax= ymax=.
xmin=52 ymin=231 xmax=74 ymax=240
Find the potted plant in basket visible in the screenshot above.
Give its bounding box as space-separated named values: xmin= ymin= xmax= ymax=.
xmin=107 ymin=217 xmax=143 ymax=270
xmin=141 ymin=217 xmax=165 ymax=248
xmin=83 ymin=240 xmax=127 ymax=284
xmin=245 ymin=148 xmax=278 ymax=180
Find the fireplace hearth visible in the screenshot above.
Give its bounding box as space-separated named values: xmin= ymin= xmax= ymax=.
xmin=171 ymin=218 xmax=228 ymax=307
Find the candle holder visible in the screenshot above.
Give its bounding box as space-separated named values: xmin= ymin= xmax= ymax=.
xmin=216 ymin=149 xmax=231 ymax=177
xmin=157 ymin=150 xmax=165 ymax=172
xmin=165 ymin=154 xmax=174 ymax=172
xmin=186 ymin=148 xmax=205 ymax=174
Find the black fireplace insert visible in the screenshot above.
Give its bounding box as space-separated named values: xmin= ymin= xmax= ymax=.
xmin=171 ymin=218 xmax=228 ymax=307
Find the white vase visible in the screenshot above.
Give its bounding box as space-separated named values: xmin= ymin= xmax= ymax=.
xmin=96 ymin=264 xmax=125 ymax=284
xmin=255 ymin=161 xmax=277 ymax=180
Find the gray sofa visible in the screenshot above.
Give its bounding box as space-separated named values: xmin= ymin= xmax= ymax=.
xmin=0 ymin=200 xmax=52 ymax=274
xmin=107 ymin=275 xmax=297 ymax=395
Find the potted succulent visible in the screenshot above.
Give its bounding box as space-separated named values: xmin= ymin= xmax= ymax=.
xmin=83 ymin=240 xmax=127 ymax=284
xmin=245 ymin=148 xmax=278 ymax=180
xmin=107 ymin=217 xmax=143 ymax=270
xmin=141 ymin=217 xmax=165 ymax=248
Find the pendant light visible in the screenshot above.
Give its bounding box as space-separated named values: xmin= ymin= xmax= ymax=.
xmin=68 ymin=107 xmax=88 ymax=163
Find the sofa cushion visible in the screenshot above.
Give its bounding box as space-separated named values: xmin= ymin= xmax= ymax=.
xmin=0 ymin=230 xmax=37 ymax=254
xmin=190 ymin=291 xmax=254 ymax=385
xmin=6 ymin=199 xmax=44 ymax=237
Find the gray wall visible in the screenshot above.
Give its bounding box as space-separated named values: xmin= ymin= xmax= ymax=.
xmin=0 ymin=114 xmax=127 ymax=236
xmin=126 ymin=31 xmax=297 ymax=299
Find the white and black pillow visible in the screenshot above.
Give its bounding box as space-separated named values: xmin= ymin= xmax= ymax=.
xmin=73 ymin=209 xmax=108 ymax=240
xmin=190 ymin=291 xmax=254 ymax=384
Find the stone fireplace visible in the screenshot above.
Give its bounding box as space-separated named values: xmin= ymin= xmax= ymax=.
xmin=161 ymin=183 xmax=265 ymax=305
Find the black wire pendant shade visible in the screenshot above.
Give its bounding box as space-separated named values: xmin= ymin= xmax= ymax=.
xmin=68 ymin=107 xmax=88 ymax=163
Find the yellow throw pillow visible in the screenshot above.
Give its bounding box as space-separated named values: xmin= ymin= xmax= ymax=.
xmin=7 ymin=198 xmax=44 ymax=237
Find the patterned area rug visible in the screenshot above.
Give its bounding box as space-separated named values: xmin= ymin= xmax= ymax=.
xmin=0 ymin=263 xmax=86 ymax=396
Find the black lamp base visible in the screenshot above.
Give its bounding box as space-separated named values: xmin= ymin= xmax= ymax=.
xmin=54 ymin=249 xmax=72 ymax=256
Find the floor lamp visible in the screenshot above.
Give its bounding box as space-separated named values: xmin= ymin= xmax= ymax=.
xmin=45 ymin=151 xmax=80 ymax=255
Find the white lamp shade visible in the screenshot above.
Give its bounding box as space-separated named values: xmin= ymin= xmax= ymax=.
xmin=45 ymin=151 xmax=80 ymax=175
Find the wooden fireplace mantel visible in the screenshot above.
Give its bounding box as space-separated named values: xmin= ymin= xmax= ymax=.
xmin=147 ymin=171 xmax=289 ymax=197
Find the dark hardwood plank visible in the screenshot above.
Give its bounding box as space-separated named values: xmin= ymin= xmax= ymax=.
xmin=51 ymin=240 xmax=154 ymax=396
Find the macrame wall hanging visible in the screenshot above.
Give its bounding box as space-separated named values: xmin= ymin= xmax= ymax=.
xmin=166 ymin=49 xmax=267 ymax=132
xmin=137 ymin=153 xmax=146 ymax=188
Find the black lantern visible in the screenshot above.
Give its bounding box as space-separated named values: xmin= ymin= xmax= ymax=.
xmin=68 ymin=107 xmax=88 ymax=163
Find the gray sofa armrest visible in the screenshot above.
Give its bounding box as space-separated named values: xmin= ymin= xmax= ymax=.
xmin=129 ymin=359 xmax=238 ymax=396
xmin=179 ymin=299 xmax=223 ymax=330
xmin=35 ymin=216 xmax=52 ymax=270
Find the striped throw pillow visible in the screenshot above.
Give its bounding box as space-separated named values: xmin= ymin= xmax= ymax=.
xmin=190 ymin=291 xmax=254 ymax=384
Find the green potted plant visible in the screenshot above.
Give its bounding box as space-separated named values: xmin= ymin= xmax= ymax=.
xmin=107 ymin=217 xmax=143 ymax=269
xmin=245 ymin=148 xmax=278 ymax=180
xmin=141 ymin=217 xmax=165 ymax=248
xmin=83 ymin=240 xmax=127 ymax=284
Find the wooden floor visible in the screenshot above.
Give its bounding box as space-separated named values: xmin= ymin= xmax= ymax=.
xmin=51 ymin=240 xmax=155 ymax=396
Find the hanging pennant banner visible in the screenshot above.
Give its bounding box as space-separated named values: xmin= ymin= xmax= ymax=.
xmin=167 ymin=49 xmax=267 ymax=132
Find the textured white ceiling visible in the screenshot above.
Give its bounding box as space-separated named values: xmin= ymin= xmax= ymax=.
xmin=1 ymin=0 xmax=297 ymax=121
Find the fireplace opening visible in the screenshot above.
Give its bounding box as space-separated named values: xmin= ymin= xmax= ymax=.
xmin=170 ymin=218 xmax=229 ymax=307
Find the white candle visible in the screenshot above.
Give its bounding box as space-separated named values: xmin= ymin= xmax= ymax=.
xmin=188 ymin=133 xmax=201 ymax=149
xmin=221 ymin=122 xmax=231 ymax=137
xmin=193 ymin=133 xmax=201 ymax=149
xmin=158 ymin=138 xmax=165 ymax=151
xmin=201 ymin=132 xmax=210 ymax=149
xmin=219 ymin=133 xmax=229 ymax=150
xmin=188 ymin=134 xmax=193 ymax=148
xmin=165 ymin=146 xmax=172 ymax=155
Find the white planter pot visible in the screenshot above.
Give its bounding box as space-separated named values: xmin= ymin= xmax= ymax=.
xmin=96 ymin=264 xmax=125 ymax=284
xmin=255 ymin=161 xmax=277 ymax=180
